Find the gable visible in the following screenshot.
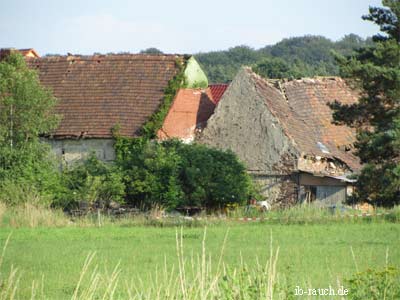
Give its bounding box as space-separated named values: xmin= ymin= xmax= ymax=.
xmin=199 ymin=68 xmax=299 ymax=173
xmin=252 ymin=70 xmax=360 ymax=172
xmin=157 ymin=88 xmax=215 ymax=142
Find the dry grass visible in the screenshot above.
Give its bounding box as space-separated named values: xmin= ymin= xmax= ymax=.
xmin=6 ymin=203 xmax=70 ymax=228
xmin=0 ymin=202 xmax=399 ymax=229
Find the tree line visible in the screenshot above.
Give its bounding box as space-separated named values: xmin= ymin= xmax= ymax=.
xmin=194 ymin=34 xmax=373 ymax=83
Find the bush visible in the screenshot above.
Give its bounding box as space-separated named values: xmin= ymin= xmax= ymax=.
xmin=56 ymin=154 xmax=126 ymax=209
xmin=115 ymin=138 xmax=255 ymax=210
xmin=0 ymin=179 xmax=53 ymax=207
xmin=346 ymin=266 xmax=400 ymax=300
xmin=0 ymin=145 xmax=63 ymax=207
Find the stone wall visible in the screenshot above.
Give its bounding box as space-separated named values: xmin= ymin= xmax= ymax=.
xmin=251 ymin=173 xmax=299 ymax=207
xmin=198 ymin=67 xmax=299 ymax=205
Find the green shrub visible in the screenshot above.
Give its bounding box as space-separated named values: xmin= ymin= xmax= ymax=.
xmin=0 ymin=179 xmax=52 ymax=207
xmin=57 ymin=154 xmax=125 ymax=209
xmin=115 ymin=138 xmax=255 ymax=210
xmin=346 ymin=266 xmax=400 ymax=300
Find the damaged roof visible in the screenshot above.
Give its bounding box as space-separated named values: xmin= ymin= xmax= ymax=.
xmin=246 ymin=68 xmax=360 ymax=171
xmin=26 ymin=54 xmax=185 ymax=138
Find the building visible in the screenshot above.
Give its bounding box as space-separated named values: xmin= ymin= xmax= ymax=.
xmin=199 ymin=67 xmax=360 ymax=207
xmin=24 ymin=52 xmax=208 ymax=165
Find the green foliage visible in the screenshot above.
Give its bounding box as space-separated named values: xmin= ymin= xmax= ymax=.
xmin=0 ymin=53 xmax=59 ymax=147
xmin=140 ymin=59 xmax=186 ymax=139
xmin=252 ymin=57 xmax=301 ymax=79
xmin=114 ymin=138 xmax=253 ymax=209
xmin=346 ymin=266 xmax=400 ymax=300
xmin=195 ymin=35 xmax=372 ymax=82
xmin=329 ymin=1 xmax=400 ymax=206
xmin=139 ymin=47 xmax=164 ymax=54
xmin=57 ymin=154 xmax=125 ymax=209
xmin=0 ymin=52 xmax=61 ymax=205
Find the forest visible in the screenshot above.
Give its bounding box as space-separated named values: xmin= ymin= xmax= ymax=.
xmin=193 ymin=34 xmax=373 ymax=82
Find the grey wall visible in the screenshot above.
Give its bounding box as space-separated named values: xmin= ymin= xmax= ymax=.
xmin=199 ymin=68 xmax=298 ymax=173
xmin=47 ymin=138 xmax=115 ymax=167
xmin=199 ymin=68 xmax=300 ymax=205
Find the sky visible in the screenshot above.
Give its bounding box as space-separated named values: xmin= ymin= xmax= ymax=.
xmin=1 ymin=0 xmax=383 ymax=56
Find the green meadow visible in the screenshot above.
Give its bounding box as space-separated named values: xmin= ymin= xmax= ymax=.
xmin=1 ymin=221 xmax=399 ymax=299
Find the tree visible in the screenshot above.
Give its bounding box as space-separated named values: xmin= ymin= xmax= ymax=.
xmin=196 ymin=35 xmax=372 ymax=83
xmin=140 ymin=48 xmax=164 ymax=54
xmin=114 ymin=138 xmax=254 ymax=209
xmin=0 ymin=52 xmax=60 ymax=202
xmin=252 ymin=57 xmax=301 ymax=79
xmin=329 ymin=0 xmax=400 ymax=206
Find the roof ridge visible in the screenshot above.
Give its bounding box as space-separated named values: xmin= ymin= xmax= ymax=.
xmin=26 ymin=53 xmax=188 ymax=61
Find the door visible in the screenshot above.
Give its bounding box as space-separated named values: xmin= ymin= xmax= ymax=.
xmin=316 ymin=186 xmax=346 ymax=206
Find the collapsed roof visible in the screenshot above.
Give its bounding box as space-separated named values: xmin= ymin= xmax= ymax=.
xmin=243 ymin=68 xmax=360 ymax=172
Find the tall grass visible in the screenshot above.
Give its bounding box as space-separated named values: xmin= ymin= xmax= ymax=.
xmin=0 ymin=228 xmax=287 ymax=300
xmin=0 ymin=234 xmax=20 ymax=300
xmin=0 ymin=203 xmax=399 ymax=228
xmin=4 ymin=203 xmax=70 ymax=228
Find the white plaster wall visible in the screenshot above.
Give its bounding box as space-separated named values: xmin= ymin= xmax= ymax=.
xmin=46 ymin=138 xmax=116 ymax=166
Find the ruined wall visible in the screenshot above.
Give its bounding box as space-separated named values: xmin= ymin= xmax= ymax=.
xmin=47 ymin=138 xmax=115 ymax=167
xmin=198 ymin=68 xmax=299 ymax=205
xmin=298 ymin=156 xmax=350 ymax=176
xmin=250 ymin=173 xmax=299 ymax=207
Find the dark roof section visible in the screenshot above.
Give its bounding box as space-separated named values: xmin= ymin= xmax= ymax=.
xmin=27 ymin=54 xmax=185 ymax=138
xmin=246 ymin=68 xmax=360 ymax=171
xmin=208 ymin=84 xmax=229 ymax=104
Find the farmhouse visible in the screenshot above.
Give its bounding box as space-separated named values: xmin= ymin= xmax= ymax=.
xmin=1 ymin=48 xmax=361 ymax=206
xmin=199 ymin=67 xmax=360 ymax=207
xmin=18 ymin=50 xmax=209 ymax=165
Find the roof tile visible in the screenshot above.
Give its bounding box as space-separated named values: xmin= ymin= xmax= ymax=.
xmin=27 ymin=54 xmax=184 ymax=138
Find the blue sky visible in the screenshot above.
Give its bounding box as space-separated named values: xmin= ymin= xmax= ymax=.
xmin=1 ymin=0 xmax=383 ymax=55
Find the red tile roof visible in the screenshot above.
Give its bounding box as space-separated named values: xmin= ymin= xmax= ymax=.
xmin=157 ymin=88 xmax=215 ymax=141
xmin=208 ymin=84 xmax=228 ymax=104
xmin=283 ymin=77 xmax=358 ymax=150
xmin=26 ymin=54 xmax=185 ymax=138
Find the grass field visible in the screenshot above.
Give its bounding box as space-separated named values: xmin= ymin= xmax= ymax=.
xmin=1 ymin=220 xmax=399 ymax=299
